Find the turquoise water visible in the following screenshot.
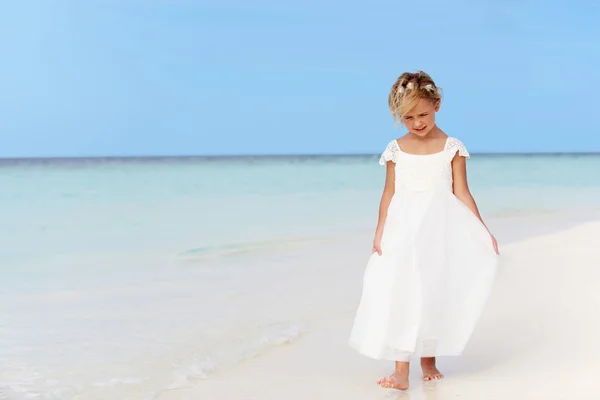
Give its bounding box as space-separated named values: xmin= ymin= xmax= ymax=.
xmin=0 ymin=153 xmax=599 ymax=399
xmin=2 ymin=154 xmax=599 ymax=259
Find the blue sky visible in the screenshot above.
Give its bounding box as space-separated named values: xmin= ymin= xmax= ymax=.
xmin=0 ymin=0 xmax=599 ymax=157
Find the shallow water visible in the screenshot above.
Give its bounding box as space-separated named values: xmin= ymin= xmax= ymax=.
xmin=1 ymin=153 xmax=599 ymax=399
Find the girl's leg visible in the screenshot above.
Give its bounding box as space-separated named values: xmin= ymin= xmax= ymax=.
xmin=420 ymin=340 xmax=444 ymax=380
xmin=420 ymin=357 xmax=443 ymax=380
xmin=377 ymin=353 xmax=411 ymax=390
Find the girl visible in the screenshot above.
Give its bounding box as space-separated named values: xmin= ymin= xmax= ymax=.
xmin=348 ymin=71 xmax=500 ymax=390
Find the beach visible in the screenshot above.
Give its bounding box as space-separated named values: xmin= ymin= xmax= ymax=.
xmin=158 ymin=219 xmax=600 ymax=400
xmin=2 ymin=0 xmax=599 ymax=397
xmin=1 ymin=153 xmax=599 ymax=399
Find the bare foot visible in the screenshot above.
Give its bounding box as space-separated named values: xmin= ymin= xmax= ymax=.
xmin=377 ymin=364 xmax=409 ymax=390
xmin=421 ymin=357 xmax=444 ymax=381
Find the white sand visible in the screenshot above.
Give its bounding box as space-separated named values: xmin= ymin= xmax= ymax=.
xmin=158 ymin=220 xmax=600 ymax=400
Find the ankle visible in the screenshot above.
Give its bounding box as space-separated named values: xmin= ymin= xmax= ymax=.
xmin=394 ymin=361 xmax=410 ymax=372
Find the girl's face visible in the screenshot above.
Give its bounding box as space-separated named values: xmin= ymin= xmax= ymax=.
xmin=402 ymin=98 xmax=440 ymax=137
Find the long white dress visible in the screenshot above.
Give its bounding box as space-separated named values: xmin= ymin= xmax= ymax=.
xmin=348 ymin=137 xmax=499 ymax=361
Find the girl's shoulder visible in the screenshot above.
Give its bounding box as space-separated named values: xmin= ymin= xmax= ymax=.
xmin=378 ymin=139 xmax=400 ymax=165
xmin=445 ymin=136 xmax=470 ymax=159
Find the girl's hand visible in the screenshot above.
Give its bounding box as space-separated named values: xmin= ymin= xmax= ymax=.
xmin=372 ymin=236 xmax=382 ymax=255
xmin=490 ymin=233 xmax=499 ymax=255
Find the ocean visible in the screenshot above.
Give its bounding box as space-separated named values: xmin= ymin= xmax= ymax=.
xmin=1 ymin=153 xmax=599 ymax=399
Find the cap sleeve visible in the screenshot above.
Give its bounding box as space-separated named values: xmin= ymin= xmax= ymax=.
xmin=446 ymin=137 xmax=470 ymax=159
xmin=378 ymin=140 xmax=399 ymax=165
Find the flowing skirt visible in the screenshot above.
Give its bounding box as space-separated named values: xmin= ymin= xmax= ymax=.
xmin=348 ymin=188 xmax=499 ymax=360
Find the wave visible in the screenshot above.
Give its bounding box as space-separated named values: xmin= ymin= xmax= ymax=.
xmin=0 ymin=321 xmax=309 ymax=400
xmin=160 ymin=321 xmax=308 ymax=394
xmin=177 ymin=236 xmax=334 ymax=261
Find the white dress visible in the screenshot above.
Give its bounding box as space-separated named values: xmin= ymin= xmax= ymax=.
xmin=348 ymin=137 xmax=499 ymax=361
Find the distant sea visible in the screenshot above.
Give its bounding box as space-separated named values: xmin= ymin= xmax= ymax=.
xmin=1 ymin=152 xmax=599 ymax=399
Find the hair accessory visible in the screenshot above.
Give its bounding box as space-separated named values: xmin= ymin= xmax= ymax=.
xmin=423 ymin=84 xmax=435 ymax=92
xmin=397 ymin=81 xmax=415 ymax=94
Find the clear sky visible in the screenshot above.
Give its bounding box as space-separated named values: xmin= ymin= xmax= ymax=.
xmin=1 ymin=1 xmax=599 ymax=157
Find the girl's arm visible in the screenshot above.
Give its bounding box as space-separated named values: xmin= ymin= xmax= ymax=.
xmin=451 ymin=155 xmax=485 ymax=225
xmin=451 ymin=154 xmax=499 ymax=254
xmin=374 ymin=162 xmax=396 ymax=239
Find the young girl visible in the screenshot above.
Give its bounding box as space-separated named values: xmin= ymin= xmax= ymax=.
xmin=348 ymin=71 xmax=500 ymax=390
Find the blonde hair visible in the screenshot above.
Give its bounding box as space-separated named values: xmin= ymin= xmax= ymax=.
xmin=388 ymin=71 xmax=442 ymax=125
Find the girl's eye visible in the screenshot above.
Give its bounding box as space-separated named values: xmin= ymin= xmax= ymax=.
xmin=404 ymin=116 xmax=413 ymax=120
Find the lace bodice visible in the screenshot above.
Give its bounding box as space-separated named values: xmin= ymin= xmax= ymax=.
xmin=378 ymin=137 xmax=469 ymax=192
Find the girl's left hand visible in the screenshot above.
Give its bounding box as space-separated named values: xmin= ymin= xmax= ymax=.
xmin=490 ymin=234 xmax=499 ymax=255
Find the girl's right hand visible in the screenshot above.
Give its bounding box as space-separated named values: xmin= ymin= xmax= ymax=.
xmin=490 ymin=233 xmax=499 ymax=255
xmin=372 ymin=237 xmax=382 ymax=255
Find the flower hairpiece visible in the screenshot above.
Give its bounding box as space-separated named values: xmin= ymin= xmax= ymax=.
xmin=422 ymin=84 xmax=442 ymax=95
xmin=397 ymin=81 xmax=414 ymax=94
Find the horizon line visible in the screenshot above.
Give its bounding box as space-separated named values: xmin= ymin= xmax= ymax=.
xmin=0 ymin=151 xmax=600 ymax=166
xmin=3 ymin=151 xmax=600 ymax=161
xmin=1 ymin=151 xmax=600 ymax=162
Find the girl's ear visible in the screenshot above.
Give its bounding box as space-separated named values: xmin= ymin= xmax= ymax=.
xmin=434 ymin=101 xmax=441 ymax=112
